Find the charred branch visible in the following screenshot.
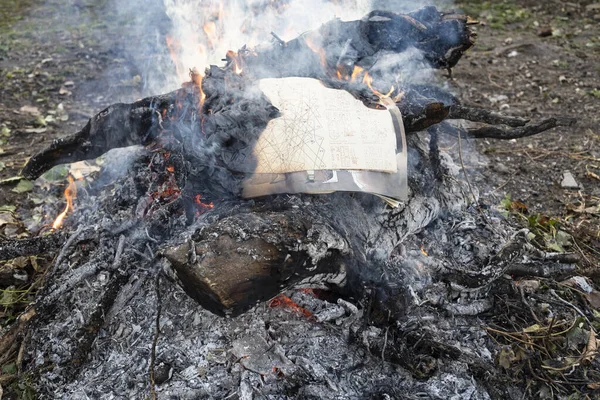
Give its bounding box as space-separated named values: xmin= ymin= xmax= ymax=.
xmin=0 ymin=233 xmax=66 ymax=261
xmin=239 ymin=6 xmax=476 ymax=79
xmin=464 ymin=116 xmax=577 ymax=140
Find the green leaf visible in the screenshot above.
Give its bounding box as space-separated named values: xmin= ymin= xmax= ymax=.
xmin=1 ymin=362 xmax=17 ymax=374
xmin=41 ymin=164 xmax=68 ymax=181
xmin=12 ymin=179 xmax=34 ymax=193
xmin=0 ymin=205 xmax=16 ymax=212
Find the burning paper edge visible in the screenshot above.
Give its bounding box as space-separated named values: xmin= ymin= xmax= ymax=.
xmin=242 ymin=101 xmax=408 ymax=205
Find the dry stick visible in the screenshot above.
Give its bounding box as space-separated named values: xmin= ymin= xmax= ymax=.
xmin=149 ymin=274 xmax=162 ymax=400
xmin=550 ymin=289 xmax=594 ymax=330
xmin=54 ymin=225 xmax=85 ymax=268
xmin=111 ymin=235 xmax=126 ymax=270
xmin=0 ymin=233 xmax=66 ymax=261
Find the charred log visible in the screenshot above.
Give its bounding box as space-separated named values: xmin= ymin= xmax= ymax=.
xmin=0 ymin=233 xmax=66 ymax=261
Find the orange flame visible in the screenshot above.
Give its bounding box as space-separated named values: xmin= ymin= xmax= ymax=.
xmin=304 ymin=36 xmax=327 ymax=68
xmin=52 ymin=175 xmax=77 ymax=230
xmin=420 ymin=245 xmax=428 ymax=257
xmin=350 ymin=65 xmax=364 ymax=82
xmin=203 ymin=21 xmax=219 ymax=49
xmin=165 ymin=35 xmax=187 ymax=84
xmin=194 ymin=194 xmax=214 ymax=212
xmin=226 ymin=50 xmax=244 ymax=75
xmin=363 ymin=72 xmax=394 ymax=99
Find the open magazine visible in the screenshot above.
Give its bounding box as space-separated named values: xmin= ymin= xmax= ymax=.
xmin=225 ymin=78 xmax=408 ymax=206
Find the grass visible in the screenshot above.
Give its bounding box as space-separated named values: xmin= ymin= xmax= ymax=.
xmin=458 ymin=0 xmax=531 ymax=29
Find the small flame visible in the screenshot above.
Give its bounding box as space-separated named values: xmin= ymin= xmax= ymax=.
xmin=52 ymin=175 xmax=77 ymax=230
xmin=165 ymin=35 xmax=187 ymax=84
xmin=188 ymin=67 xmax=206 ymax=108
xmin=420 ymin=245 xmax=429 ymax=257
xmin=363 ymin=72 xmax=394 ymax=99
xmin=203 ymin=21 xmax=219 ymax=50
xmin=350 ymin=65 xmax=364 ymax=82
xmin=226 ymin=50 xmax=244 ymax=75
xmin=304 ymin=36 xmax=327 ymax=68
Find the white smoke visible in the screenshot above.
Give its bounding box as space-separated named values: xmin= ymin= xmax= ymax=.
xmin=161 ymin=0 xmax=372 ymax=90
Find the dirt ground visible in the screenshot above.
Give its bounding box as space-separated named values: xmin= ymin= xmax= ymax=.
xmin=0 ymin=0 xmax=599 ymax=397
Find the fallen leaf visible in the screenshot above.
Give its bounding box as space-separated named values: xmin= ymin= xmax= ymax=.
xmin=523 ymin=324 xmax=543 ymax=333
xmin=69 ymin=161 xmax=100 ymax=180
xmin=11 ymin=179 xmax=34 ymax=193
xmin=19 ymin=105 xmax=40 ymax=116
xmin=24 ymin=127 xmax=47 ymax=134
xmin=0 ymin=211 xmax=18 ymax=227
xmin=582 ymin=330 xmax=598 ymax=364
xmin=497 ymin=346 xmax=514 ymax=369
xmin=584 ymin=291 xmax=600 ymax=309
xmin=41 ymin=164 xmax=68 ymax=182
xmin=0 ymin=205 xmax=16 ymax=212
xmin=588 ymin=382 xmax=600 ymax=390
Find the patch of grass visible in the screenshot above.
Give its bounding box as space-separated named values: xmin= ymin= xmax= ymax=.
xmin=589 ymin=88 xmax=600 ymax=99
xmin=458 ymin=0 xmax=531 ymax=29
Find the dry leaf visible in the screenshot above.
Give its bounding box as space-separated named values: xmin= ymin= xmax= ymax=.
xmin=24 ymin=127 xmax=47 ymax=134
xmin=582 ymin=330 xmax=598 ymax=364
xmin=523 ymin=324 xmax=543 ymax=333
xmin=69 ymin=161 xmax=100 ymax=180
xmin=584 ymin=291 xmax=600 ymax=309
xmin=19 ymin=105 xmax=40 ymax=116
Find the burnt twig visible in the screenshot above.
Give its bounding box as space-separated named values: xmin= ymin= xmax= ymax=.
xmin=448 ymin=105 xmax=530 ymax=127
xmin=465 ymin=117 xmax=576 ymax=140
xmin=0 ymin=233 xmax=66 ymax=261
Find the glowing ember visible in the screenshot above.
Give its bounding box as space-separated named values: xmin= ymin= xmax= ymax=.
xmin=269 ymin=294 xmax=313 ymax=318
xmin=420 ymin=245 xmax=429 ymax=257
xmin=194 ymin=194 xmax=214 ymax=214
xmin=52 ymin=175 xmax=77 ymax=230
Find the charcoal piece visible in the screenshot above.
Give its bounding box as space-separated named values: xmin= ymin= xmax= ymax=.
xmin=161 ymin=212 xmax=349 ymax=317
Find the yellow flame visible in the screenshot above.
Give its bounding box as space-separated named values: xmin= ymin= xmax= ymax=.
xmin=350 ymin=65 xmax=364 ymax=82
xmin=363 ymin=72 xmax=394 ymax=100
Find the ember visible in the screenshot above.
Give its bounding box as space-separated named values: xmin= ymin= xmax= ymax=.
xmin=269 ymin=293 xmax=313 ymax=318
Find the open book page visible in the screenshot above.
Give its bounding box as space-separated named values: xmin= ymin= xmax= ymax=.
xmin=236 ymin=78 xmax=408 ymax=202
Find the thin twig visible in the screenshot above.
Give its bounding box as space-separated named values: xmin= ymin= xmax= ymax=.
xmin=54 ymin=225 xmax=85 ymax=267
xmin=550 ymin=289 xmax=594 ymax=330
xmin=149 ymin=274 xmax=162 ymax=400
xmin=270 ymin=31 xmax=286 ymax=46
xmin=111 ymin=235 xmax=126 ymax=270
xmin=381 ymin=327 xmax=389 ymax=361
